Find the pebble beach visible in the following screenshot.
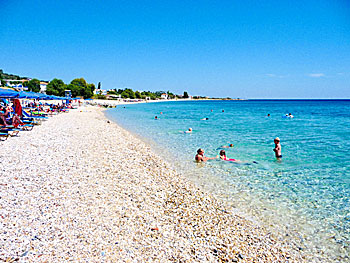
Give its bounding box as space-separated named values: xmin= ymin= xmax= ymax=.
xmin=0 ymin=107 xmax=305 ymax=262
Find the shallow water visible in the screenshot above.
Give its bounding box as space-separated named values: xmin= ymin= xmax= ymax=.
xmin=105 ymin=100 xmax=350 ymax=260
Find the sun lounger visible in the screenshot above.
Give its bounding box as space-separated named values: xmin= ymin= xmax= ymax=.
xmin=0 ymin=132 xmax=9 ymax=141
xmin=0 ymin=126 xmax=20 ymax=137
xmin=22 ymin=110 xmax=48 ymax=120
xmin=18 ymin=124 xmax=34 ymax=131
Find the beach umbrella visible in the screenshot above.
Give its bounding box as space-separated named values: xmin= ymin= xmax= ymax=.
xmin=37 ymin=93 xmax=49 ymax=100
xmin=21 ymin=91 xmax=41 ymax=99
xmin=18 ymin=91 xmax=35 ymax=99
xmin=0 ymin=88 xmax=19 ymax=98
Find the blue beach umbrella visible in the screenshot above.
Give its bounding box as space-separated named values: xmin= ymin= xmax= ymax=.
xmin=0 ymin=88 xmax=19 ymax=98
xmin=23 ymin=91 xmax=41 ymax=99
xmin=18 ymin=91 xmax=34 ymax=99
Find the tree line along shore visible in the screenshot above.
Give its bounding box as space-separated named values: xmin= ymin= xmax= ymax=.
xmin=1 ymin=69 xmax=241 ymax=101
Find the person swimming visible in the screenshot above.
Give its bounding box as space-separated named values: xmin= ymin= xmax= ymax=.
xmin=219 ymin=144 xmax=233 ymax=148
xmin=180 ymin=128 xmax=192 ymax=133
xmin=216 ymin=144 xmax=234 ymax=150
xmin=200 ymin=117 xmax=209 ymax=120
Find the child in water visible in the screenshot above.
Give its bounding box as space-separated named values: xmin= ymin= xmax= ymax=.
xmin=219 ymin=150 xmax=236 ymax=162
xmin=219 ymin=149 xmax=257 ymax=164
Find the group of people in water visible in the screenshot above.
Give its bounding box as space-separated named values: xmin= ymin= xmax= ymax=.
xmin=153 ymin=109 xmax=283 ymax=163
xmin=195 ymin=144 xmax=238 ymax=163
xmin=195 ymin=137 xmax=282 ymax=163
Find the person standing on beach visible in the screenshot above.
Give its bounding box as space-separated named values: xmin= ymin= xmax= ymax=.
xmin=273 ymin=137 xmax=282 ymax=159
xmin=195 ymin=148 xmax=218 ymax=162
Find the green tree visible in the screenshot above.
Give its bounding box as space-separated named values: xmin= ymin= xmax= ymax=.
xmin=24 ymin=79 xmax=41 ymax=92
xmin=107 ymin=90 xmax=117 ymax=95
xmin=135 ymin=91 xmax=141 ymax=99
xmin=167 ymin=91 xmax=175 ymax=99
xmin=66 ymin=83 xmax=78 ymax=97
xmin=68 ymin=78 xmax=95 ymax=98
xmin=183 ymin=91 xmax=189 ymax=98
xmin=121 ymin=88 xmax=135 ymax=99
xmin=46 ymin=78 xmax=66 ymax=96
xmin=71 ymin=78 xmax=88 ymax=88
xmin=116 ymin=88 xmax=125 ymax=94
xmin=87 ymin=83 xmax=95 ymax=98
xmin=141 ymin=91 xmax=156 ymax=100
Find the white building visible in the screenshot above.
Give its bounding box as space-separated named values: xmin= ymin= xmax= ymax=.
xmin=40 ymin=81 xmax=48 ymax=92
xmin=161 ymin=93 xmax=168 ymax=99
xmin=2 ymin=79 xmax=30 ymax=90
xmin=94 ymin=89 xmax=107 ymax=95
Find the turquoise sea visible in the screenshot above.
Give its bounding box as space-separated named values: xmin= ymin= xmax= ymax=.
xmin=105 ymin=100 xmax=350 ymax=260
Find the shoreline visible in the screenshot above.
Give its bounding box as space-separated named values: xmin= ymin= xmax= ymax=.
xmin=86 ymin=98 xmax=246 ymax=107
xmin=1 ymin=107 xmax=303 ymax=262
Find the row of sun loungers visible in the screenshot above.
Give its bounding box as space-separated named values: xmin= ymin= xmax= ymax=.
xmin=0 ymin=107 xmax=71 ymax=141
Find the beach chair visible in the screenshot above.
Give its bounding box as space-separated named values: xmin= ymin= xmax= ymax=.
xmin=0 ymin=126 xmax=20 ymax=137
xmin=17 ymin=123 xmax=34 ymax=131
xmin=22 ymin=110 xmax=48 ymax=120
xmin=0 ymin=132 xmax=9 ymax=141
xmin=5 ymin=114 xmax=35 ymax=131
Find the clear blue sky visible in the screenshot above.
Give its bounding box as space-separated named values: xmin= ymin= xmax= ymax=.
xmin=1 ymin=0 xmax=349 ymax=98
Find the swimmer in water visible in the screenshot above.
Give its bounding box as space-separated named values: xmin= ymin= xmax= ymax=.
xmin=154 ymin=116 xmax=158 ymax=120
xmin=219 ymin=144 xmax=234 ymax=149
xmin=180 ymin=128 xmax=192 ymax=133
xmin=200 ymin=117 xmax=209 ymax=120
xmin=195 ymin=148 xmax=218 ymax=162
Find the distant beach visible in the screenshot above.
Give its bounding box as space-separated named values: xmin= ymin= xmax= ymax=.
xmin=1 ymin=106 xmax=303 ymax=262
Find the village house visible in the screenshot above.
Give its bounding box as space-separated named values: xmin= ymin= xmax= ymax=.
xmin=160 ymin=93 xmax=168 ymax=99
